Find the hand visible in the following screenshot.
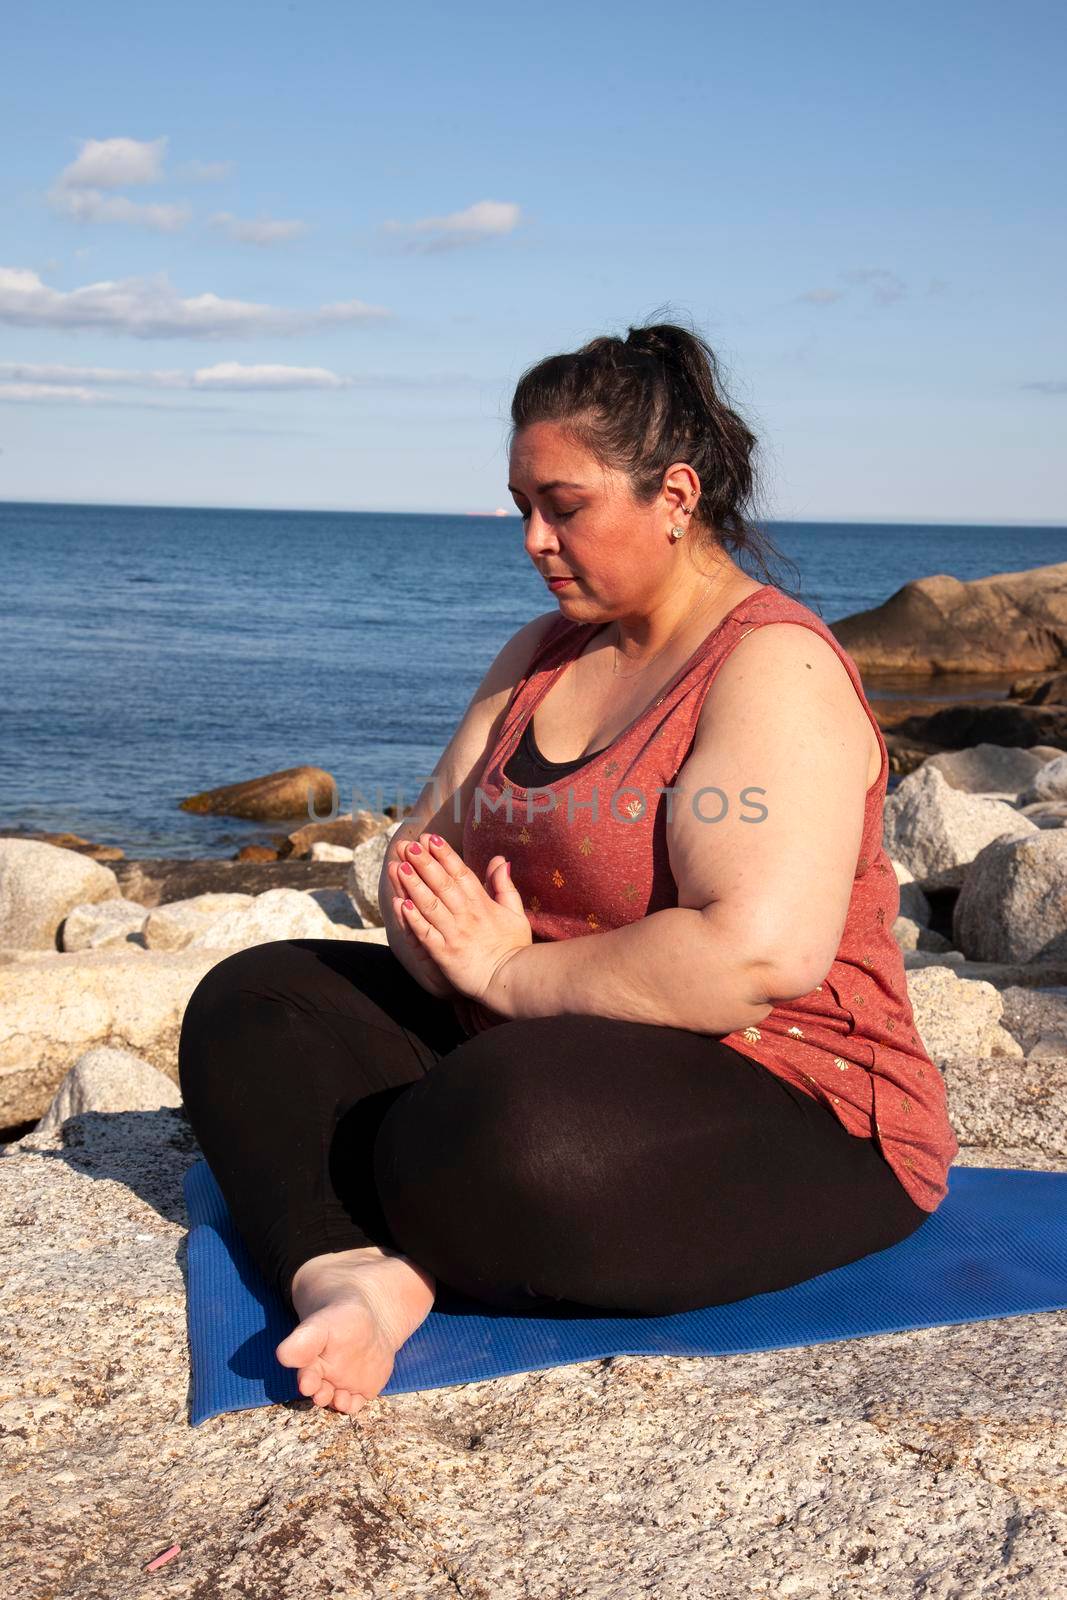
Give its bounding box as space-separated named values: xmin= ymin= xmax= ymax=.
xmin=391 ymin=832 xmax=532 ymax=1006
xmin=380 ymin=831 xmax=458 ymax=999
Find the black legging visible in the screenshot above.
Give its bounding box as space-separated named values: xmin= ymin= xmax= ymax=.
xmin=177 ymin=939 xmax=928 ymax=1318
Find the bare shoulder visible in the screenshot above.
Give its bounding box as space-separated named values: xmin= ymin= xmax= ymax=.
xmin=665 ymin=619 xmax=878 ymax=998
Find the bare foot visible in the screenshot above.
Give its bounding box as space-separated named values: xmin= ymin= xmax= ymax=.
xmin=275 ymin=1244 xmax=436 ymax=1417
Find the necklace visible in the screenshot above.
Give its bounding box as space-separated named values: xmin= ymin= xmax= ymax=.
xmin=610 ymin=574 xmax=726 ymax=679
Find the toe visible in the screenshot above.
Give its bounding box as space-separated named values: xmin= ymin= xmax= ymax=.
xmin=277 ymin=1318 xmax=328 ymax=1370
xmin=333 ymin=1389 xmax=353 ymax=1413
xmin=312 ymin=1382 xmax=335 ymax=1408
xmin=297 ymin=1361 xmax=325 ymax=1398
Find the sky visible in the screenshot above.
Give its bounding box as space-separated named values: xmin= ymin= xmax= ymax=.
xmin=2 ymin=0 xmax=1064 ymax=523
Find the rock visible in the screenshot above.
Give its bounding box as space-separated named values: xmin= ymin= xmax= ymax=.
xmin=286 ymin=811 xmax=387 ymax=859
xmin=233 ymin=844 xmax=280 ymax=862
xmin=34 ymin=1046 xmax=181 ymax=1135
xmin=830 ymin=560 xmax=1067 ymax=674
xmin=113 ymin=857 xmax=355 ymax=910
xmin=997 ymin=985 xmax=1067 ymax=1054
xmin=0 ymin=948 xmax=226 ymax=1125
xmin=142 ymin=894 xmax=255 ymax=952
xmin=887 ymin=699 xmax=1067 ymax=751
xmin=1009 ymin=670 xmax=1067 ymax=705
xmin=940 ymin=1052 xmax=1067 ymax=1158
xmin=1019 ymin=753 xmax=1067 ymax=805
xmin=892 ymin=916 xmax=951 ymax=953
xmin=60 ymin=898 xmax=149 ymax=951
xmin=1017 ymin=801 xmax=1067 ymax=828
xmin=890 ymin=862 xmax=933 ymax=926
xmin=348 ymin=822 xmax=404 ymax=927
xmin=310 ymin=841 xmax=356 ymax=862
xmin=1 ymin=1076 xmax=1064 ymax=1593
xmin=906 ymin=964 xmax=1025 ymax=1061
xmin=306 ymin=887 xmax=365 ymax=929
xmin=953 ymin=831 xmax=1067 ymax=964
xmin=883 ymin=765 xmax=1037 ymax=889
xmin=0 ymin=828 xmax=124 ymax=862
xmin=920 ymin=743 xmax=1050 ymax=794
xmin=0 ymin=840 xmax=121 ymax=951
xmin=186 ymin=888 xmax=341 ymax=951
xmin=179 ymin=765 xmax=338 ymax=821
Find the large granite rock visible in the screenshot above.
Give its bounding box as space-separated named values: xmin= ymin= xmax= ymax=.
xmin=179 ymin=764 xmax=339 ymax=820
xmin=2 ymin=1049 xmax=1064 ymax=1597
xmin=953 ymin=831 xmax=1067 ymax=964
xmin=920 ymin=743 xmax=1052 ymax=794
xmin=349 ymin=821 xmax=404 ymax=927
xmin=0 ymin=840 xmax=120 ymax=951
xmin=60 ymin=897 xmax=151 ymax=952
xmin=113 ymin=857 xmax=355 ymax=910
xmin=142 ymin=893 xmax=255 ymax=952
xmin=831 ymin=560 xmax=1067 ymax=674
xmin=883 ymin=764 xmax=1038 ymax=889
xmin=33 ymin=1045 xmax=182 ymax=1135
xmin=907 ymin=964 xmax=1024 ymax=1061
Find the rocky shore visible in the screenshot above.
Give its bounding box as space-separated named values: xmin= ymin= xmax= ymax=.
xmin=2 ymin=560 xmax=1066 ymax=1596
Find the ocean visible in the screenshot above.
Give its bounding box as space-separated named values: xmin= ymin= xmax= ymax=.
xmin=1 ymin=501 xmax=1064 ymax=858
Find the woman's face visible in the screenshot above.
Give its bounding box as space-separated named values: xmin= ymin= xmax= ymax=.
xmin=507 ymin=421 xmax=679 ymax=619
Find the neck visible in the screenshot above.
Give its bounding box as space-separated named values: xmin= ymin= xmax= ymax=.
xmin=612 ymin=559 xmax=744 ymax=663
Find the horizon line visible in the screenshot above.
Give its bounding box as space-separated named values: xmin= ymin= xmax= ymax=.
xmin=0 ymin=496 xmax=1064 ymax=531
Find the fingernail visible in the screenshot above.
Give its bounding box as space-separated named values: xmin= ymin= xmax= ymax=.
xmin=506 ymin=861 xmax=511 ymax=876
xmin=408 ymin=842 xmax=422 ymax=854
xmin=401 ymin=862 xmax=413 ymax=874
xmin=429 ymin=834 xmax=444 ymax=846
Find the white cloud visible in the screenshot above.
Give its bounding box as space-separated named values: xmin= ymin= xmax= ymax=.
xmin=0 ymin=267 xmax=390 ymax=339
xmin=52 ymin=189 xmax=192 ymax=232
xmin=380 ymin=198 xmax=521 ymax=253
xmin=798 ymin=268 xmax=907 ymax=308
xmin=0 ymin=361 xmax=351 ymax=392
xmin=178 ymin=159 xmax=235 ymax=183
xmin=57 ymin=136 xmax=168 ymax=190
xmin=210 ymin=212 xmax=309 ymax=246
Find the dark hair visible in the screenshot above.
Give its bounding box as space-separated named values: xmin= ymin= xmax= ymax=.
xmin=509 ymin=310 xmax=800 ymax=595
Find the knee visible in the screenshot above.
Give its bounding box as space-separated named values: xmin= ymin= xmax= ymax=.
xmin=177 ymin=941 xmax=306 ymax=1098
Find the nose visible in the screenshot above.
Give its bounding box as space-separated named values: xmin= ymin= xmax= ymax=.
xmin=522 ymin=509 xmax=559 ymax=561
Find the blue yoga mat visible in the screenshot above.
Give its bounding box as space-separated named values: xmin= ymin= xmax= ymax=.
xmin=183 ymin=1159 xmax=1067 ymax=1426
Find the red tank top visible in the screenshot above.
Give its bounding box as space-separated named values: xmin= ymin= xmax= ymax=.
xmin=452 ymin=583 xmax=959 ymax=1213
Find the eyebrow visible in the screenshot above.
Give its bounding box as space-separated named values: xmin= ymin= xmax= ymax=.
xmin=506 ymin=479 xmax=587 ymax=495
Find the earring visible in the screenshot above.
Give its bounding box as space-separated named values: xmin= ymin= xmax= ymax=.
xmin=670 ymin=526 xmax=686 ymax=540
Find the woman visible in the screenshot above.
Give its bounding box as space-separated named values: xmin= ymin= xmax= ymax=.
xmin=178 ymin=319 xmax=959 ymax=1419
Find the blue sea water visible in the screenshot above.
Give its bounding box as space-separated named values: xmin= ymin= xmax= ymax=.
xmin=1 ymin=501 xmax=1064 ymax=858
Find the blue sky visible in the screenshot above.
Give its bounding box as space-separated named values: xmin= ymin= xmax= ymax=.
xmin=2 ymin=0 xmax=1064 ymax=522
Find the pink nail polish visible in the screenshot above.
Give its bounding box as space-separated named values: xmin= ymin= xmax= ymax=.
xmin=408 ymin=841 xmax=421 ymax=854
xmin=430 ymin=834 xmax=444 ymax=846
xmin=401 ymin=862 xmax=413 ymax=874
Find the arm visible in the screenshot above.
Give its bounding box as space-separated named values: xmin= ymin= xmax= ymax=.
xmin=485 ymin=623 xmax=875 ymax=1033
xmin=377 ymin=611 xmax=561 ymax=987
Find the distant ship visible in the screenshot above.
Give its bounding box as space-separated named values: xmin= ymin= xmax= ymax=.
xmin=463 ymin=507 xmax=514 ymax=517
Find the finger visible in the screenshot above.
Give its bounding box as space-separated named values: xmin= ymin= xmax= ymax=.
xmin=397 ymin=857 xmax=454 ymax=930
xmin=486 ymin=856 xmax=525 ymax=912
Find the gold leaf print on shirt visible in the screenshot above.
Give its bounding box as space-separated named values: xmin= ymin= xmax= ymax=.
xmin=529 ymin=895 xmax=542 ymax=913
xmin=787 ymin=1025 xmax=804 ymax=1038
xmin=852 ymin=992 xmax=865 ymax=1007
xmin=517 ymin=825 xmax=532 ymax=845
xmin=833 ymin=1057 xmax=850 ymax=1072
xmin=604 ymin=760 xmax=620 ymax=780
xmin=586 ymin=912 xmax=600 ymax=930
xmin=578 ymin=836 xmax=594 ymax=856
xmin=816 ymin=984 xmax=824 ymax=991
xmin=901 ymin=1095 xmax=912 ymax=1115
xmin=471 ymin=818 xmax=481 ymax=830
xmin=876 ymin=906 xmax=886 ymax=925
xmin=904 ymin=1155 xmax=916 ymax=1173
xmin=623 ymin=798 xmax=643 ymax=819
xmin=551 ymin=868 xmax=565 ymax=888
xmin=857 ymin=854 xmax=869 ymax=873
xmin=886 ymin=1017 xmax=896 ymax=1032
xmin=621 ymin=881 xmax=639 ymax=902
xmin=741 ymin=1026 xmax=762 ymax=1042
xmin=861 ymin=954 xmax=873 ymax=968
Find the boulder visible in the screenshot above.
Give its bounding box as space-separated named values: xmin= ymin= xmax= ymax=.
xmin=185 ymin=888 xmax=343 ymax=951
xmin=0 ymin=948 xmax=225 ymax=1125
xmin=997 ymin=985 xmax=1067 ymax=1054
xmin=830 ymin=560 xmax=1067 ymax=674
xmin=0 ymin=840 xmax=121 ymax=950
xmin=349 ymin=821 xmax=404 ymax=927
xmin=233 ymin=844 xmax=280 ymax=862
xmin=310 ymin=841 xmax=356 ymax=862
xmin=1018 ymin=753 xmax=1067 ymax=805
xmin=142 ymin=893 xmax=256 ymax=952
xmin=34 ymin=1046 xmax=181 ymax=1135
xmin=114 ymin=857 xmax=355 ymax=910
xmin=1008 ymin=670 xmax=1067 ymax=705
xmin=60 ymin=898 xmax=149 ymax=951
xmin=286 ymin=811 xmax=387 ymax=859
xmin=906 ymin=964 xmax=1024 ymax=1061
xmin=920 ymin=743 xmax=1051 ymax=794
xmin=0 ymin=828 xmax=124 ymax=862
xmin=953 ymin=831 xmax=1067 ymax=964
xmin=892 ymin=916 xmax=952 ymax=953
xmin=1 ymin=1062 xmax=1064 ymax=1593
xmin=883 ymin=765 xmax=1037 ymax=889
xmin=179 ymin=765 xmax=338 ymax=821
